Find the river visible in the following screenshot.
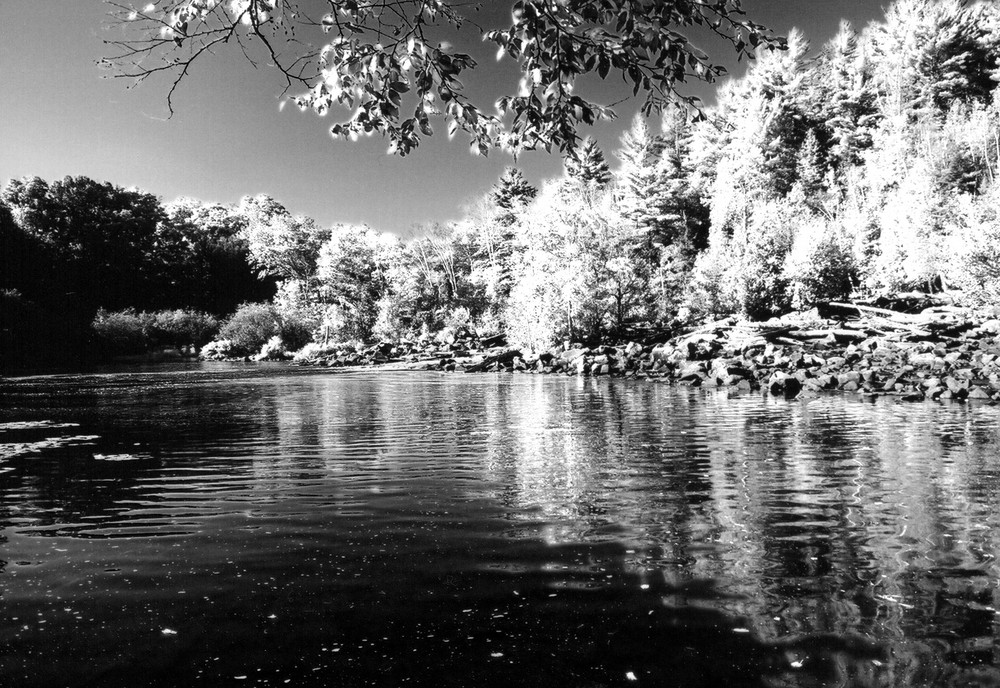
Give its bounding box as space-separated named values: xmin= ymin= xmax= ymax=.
xmin=2 ymin=363 xmax=1000 ymax=687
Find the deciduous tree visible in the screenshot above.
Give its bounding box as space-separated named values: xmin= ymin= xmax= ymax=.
xmin=105 ymin=1 xmax=783 ymax=155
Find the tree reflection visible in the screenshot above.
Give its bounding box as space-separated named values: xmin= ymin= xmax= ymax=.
xmin=5 ymin=370 xmax=1000 ymax=684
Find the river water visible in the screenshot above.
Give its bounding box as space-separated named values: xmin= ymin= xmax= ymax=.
xmin=2 ymin=364 xmax=1000 ymax=687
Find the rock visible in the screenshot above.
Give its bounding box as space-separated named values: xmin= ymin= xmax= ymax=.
xmin=969 ymin=387 xmax=992 ymax=400
xmin=768 ymin=373 xmax=802 ymax=398
xmin=908 ymin=353 xmax=937 ymax=367
xmin=624 ymin=342 xmax=643 ymax=358
xmin=841 ymin=380 xmax=859 ymax=392
xmin=945 ymin=376 xmax=968 ymax=393
xmin=678 ymin=362 xmax=707 ymax=382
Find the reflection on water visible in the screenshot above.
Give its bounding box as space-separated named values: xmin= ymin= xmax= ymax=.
xmin=2 ymin=364 xmax=1000 ymax=687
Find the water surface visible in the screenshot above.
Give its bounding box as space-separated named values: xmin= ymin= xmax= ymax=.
xmin=2 ymin=364 xmax=1000 ymax=687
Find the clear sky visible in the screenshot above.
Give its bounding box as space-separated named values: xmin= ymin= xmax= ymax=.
xmin=0 ymin=1 xmax=884 ymax=235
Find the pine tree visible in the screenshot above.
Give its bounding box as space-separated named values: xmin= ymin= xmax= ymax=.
xmin=565 ymin=138 xmax=612 ymax=190
xmin=807 ymin=20 xmax=880 ymax=173
xmin=746 ymin=29 xmax=814 ymax=195
xmin=795 ymin=129 xmax=827 ymax=198
xmin=491 ymin=168 xmax=537 ymax=211
xmin=615 ymin=114 xmax=669 ymax=238
xmin=867 ymin=0 xmax=1000 ymax=118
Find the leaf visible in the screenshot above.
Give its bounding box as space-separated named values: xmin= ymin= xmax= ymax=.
xmin=598 ymin=55 xmax=610 ymax=79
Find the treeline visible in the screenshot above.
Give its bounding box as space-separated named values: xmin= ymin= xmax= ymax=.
xmin=0 ymin=178 xmax=279 ymax=368
xmin=230 ymin=0 xmax=1000 ymax=353
xmin=4 ymin=0 xmax=1000 ymax=366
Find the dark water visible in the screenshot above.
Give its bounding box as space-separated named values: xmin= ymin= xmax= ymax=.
xmin=2 ymin=365 xmax=1000 ymax=688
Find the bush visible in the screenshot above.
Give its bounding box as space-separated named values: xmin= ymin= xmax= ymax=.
xmin=372 ymin=293 xmax=416 ymax=342
xmin=784 ymin=218 xmax=858 ymax=306
xmin=218 ymin=302 xmax=280 ymax=356
xmin=684 ymin=244 xmax=739 ymax=318
xmin=255 ymin=335 xmax=292 ymax=361
xmin=948 ymin=187 xmax=1000 ymax=306
xmin=292 ymin=341 xmax=344 ymax=362
xmin=200 ymin=339 xmax=239 ymax=360
xmin=91 ymin=308 xmax=220 ymax=356
xmin=277 ymin=313 xmax=314 ymax=352
xmin=147 ymin=309 xmax=219 ymax=349
xmin=91 ymin=308 xmax=150 ymax=355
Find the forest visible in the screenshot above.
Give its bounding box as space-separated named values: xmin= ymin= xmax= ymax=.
xmin=3 ymin=0 xmax=1000 ymax=369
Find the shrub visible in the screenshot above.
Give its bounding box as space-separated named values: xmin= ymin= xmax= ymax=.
xmin=504 ymin=276 xmax=562 ymax=351
xmin=91 ymin=308 xmax=150 ymax=355
xmin=736 ymin=207 xmax=794 ymax=320
xmin=200 ymin=339 xmax=239 ymax=360
xmin=684 ymin=244 xmax=739 ymax=318
xmin=948 ymin=187 xmax=1000 ymax=306
xmin=271 ymin=279 xmax=321 ymax=350
xmin=218 ymin=303 xmax=280 ymax=356
xmin=147 ymin=309 xmax=219 ymax=349
xmin=784 ymin=218 xmax=858 ymax=306
xmin=255 ymin=335 xmax=292 ymax=361
xmin=291 ymin=341 xmax=346 ymax=362
xmin=372 ymin=293 xmax=416 ymax=342
xmin=277 ymin=312 xmax=314 ymax=352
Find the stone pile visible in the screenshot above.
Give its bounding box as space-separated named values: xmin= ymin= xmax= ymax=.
xmin=294 ymin=303 xmax=1000 ymax=402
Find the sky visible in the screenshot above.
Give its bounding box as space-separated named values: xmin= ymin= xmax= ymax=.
xmin=0 ymin=1 xmax=885 ymax=235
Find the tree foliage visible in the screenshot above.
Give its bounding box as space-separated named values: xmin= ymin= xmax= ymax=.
xmin=13 ymin=0 xmax=1000 ymax=366
xmin=104 ymin=0 xmax=783 ymax=155
xmin=2 ymin=176 xmax=175 ymax=311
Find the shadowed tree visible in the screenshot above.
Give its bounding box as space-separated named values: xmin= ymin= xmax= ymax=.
xmin=164 ymin=197 xmax=277 ymax=313
xmin=1 ymin=175 xmax=177 ymax=311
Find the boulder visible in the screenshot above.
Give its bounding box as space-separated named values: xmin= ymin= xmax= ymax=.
xmin=768 ymin=372 xmax=802 ymax=398
xmin=969 ymin=386 xmax=992 ymax=400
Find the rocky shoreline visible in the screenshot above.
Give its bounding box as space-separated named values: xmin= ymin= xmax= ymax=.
xmin=291 ymin=302 xmax=1000 ymax=402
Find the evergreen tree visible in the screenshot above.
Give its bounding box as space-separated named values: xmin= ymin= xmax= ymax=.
xmin=867 ymin=0 xmax=1000 ymax=118
xmin=616 ymin=114 xmax=669 ymax=239
xmin=745 ymin=29 xmax=815 ymax=195
xmin=794 ymin=129 xmax=828 ymax=202
xmin=565 ymin=138 xmax=612 ymax=191
xmin=491 ymin=168 xmax=537 ymax=211
xmin=807 ymin=20 xmax=880 ymax=173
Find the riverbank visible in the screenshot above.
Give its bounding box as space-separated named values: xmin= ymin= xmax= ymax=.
xmin=294 ymin=302 xmax=1000 ymax=402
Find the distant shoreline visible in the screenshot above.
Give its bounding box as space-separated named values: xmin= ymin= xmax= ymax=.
xmin=289 ymin=307 xmax=1000 ymax=403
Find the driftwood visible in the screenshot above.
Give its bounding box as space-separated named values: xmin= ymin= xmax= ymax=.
xmin=786 ymin=328 xmax=868 ymax=342
xmin=478 ymin=333 xmax=507 ymax=348
xmin=464 ymin=348 xmax=522 ymax=373
xmin=680 ymin=317 xmax=737 ymax=338
xmin=813 ymin=300 xmax=977 ymax=344
xmin=822 ymin=302 xmax=924 ymax=324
